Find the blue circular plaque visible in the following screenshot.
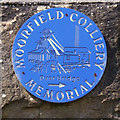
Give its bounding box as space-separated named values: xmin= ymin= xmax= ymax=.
xmin=12 ymin=8 xmax=107 ymax=103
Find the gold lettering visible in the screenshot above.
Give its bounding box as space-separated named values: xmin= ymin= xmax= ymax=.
xmin=89 ymin=29 xmax=98 ymax=38
xmin=27 ymin=22 xmax=34 ymax=32
xmin=78 ymin=17 xmax=87 ymax=26
xmin=56 ymin=91 xmax=64 ymax=100
xmin=95 ymin=42 xmax=104 ymax=51
xmin=56 ymin=11 xmax=64 ymax=19
xmin=21 ymin=30 xmax=31 ymax=39
xmin=35 ymin=85 xmax=43 ymax=96
xmin=74 ymin=88 xmax=79 ymax=96
xmin=15 ymin=58 xmax=25 ymax=68
xmin=94 ymin=37 xmax=102 ymax=43
xmin=47 ymin=12 xmax=55 ymax=20
xmin=17 ymin=39 xmax=26 ymax=48
xmin=85 ymin=23 xmax=92 ymax=32
xmin=96 ymin=52 xmax=105 ymax=60
xmin=44 ymin=89 xmax=53 ymax=99
xmin=95 ymin=62 xmax=104 ymax=70
xmin=80 ymin=85 xmax=88 ymax=94
xmin=65 ymin=90 xmax=74 ymax=99
xmin=15 ymin=48 xmax=24 ymax=57
xmin=85 ymin=80 xmax=94 ymax=88
xmin=34 ymin=19 xmax=40 ymax=26
xmin=38 ymin=14 xmax=47 ymax=24
xmin=25 ymin=79 xmax=37 ymax=91
xmin=70 ymin=13 xmax=78 ymax=22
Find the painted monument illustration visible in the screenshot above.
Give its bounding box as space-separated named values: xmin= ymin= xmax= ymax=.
xmin=28 ymin=25 xmax=91 ymax=74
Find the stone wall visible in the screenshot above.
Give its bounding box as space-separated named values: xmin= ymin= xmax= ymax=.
xmin=1 ymin=1 xmax=120 ymax=119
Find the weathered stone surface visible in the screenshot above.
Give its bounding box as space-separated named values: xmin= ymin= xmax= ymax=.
xmin=1 ymin=2 xmax=120 ymax=119
xmin=1 ymin=0 xmax=120 ymax=3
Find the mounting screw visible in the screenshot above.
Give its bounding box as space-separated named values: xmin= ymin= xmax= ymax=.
xmin=65 ymin=14 xmax=68 ymax=17
xmin=22 ymin=72 xmax=25 ymax=75
xmin=94 ymin=73 xmax=97 ymax=77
